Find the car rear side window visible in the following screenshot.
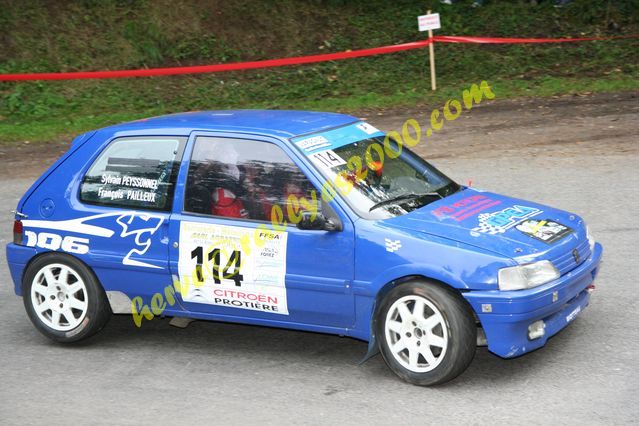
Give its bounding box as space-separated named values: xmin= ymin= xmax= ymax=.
xmin=80 ymin=136 xmax=186 ymax=211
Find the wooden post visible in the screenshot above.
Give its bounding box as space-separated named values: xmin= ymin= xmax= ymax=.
xmin=427 ymin=9 xmax=436 ymax=91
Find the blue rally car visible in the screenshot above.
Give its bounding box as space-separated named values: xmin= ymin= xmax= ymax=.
xmin=6 ymin=110 xmax=602 ymax=385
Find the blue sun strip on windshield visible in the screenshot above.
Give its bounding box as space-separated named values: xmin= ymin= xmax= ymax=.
xmin=291 ymin=122 xmax=385 ymax=155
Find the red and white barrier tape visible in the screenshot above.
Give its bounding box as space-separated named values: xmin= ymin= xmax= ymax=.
xmin=0 ymin=35 xmax=636 ymax=81
xmin=434 ymin=34 xmax=639 ymax=44
xmin=0 ymin=40 xmax=432 ymax=81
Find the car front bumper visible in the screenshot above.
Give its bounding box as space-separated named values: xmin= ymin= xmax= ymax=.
xmin=463 ymin=242 xmax=602 ymax=358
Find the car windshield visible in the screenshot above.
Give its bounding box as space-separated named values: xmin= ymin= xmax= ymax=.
xmin=292 ymin=123 xmax=460 ymax=220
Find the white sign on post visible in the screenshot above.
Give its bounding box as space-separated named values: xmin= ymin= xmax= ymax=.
xmin=418 ymin=11 xmax=440 ymax=91
xmin=418 ymin=13 xmax=441 ymax=32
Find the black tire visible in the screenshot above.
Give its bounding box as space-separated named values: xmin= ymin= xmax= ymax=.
xmin=375 ymin=280 xmax=476 ymax=386
xmin=22 ymin=253 xmax=111 ymax=343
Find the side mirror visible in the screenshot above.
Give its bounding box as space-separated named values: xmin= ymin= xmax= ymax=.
xmin=297 ymin=211 xmax=341 ymax=231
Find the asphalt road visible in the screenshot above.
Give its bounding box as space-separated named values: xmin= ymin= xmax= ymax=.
xmin=1 ymin=94 xmax=638 ymax=424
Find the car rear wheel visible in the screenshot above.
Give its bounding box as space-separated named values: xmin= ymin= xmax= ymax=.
xmin=376 ymin=280 xmax=476 ymax=386
xmin=23 ymin=254 xmax=111 ymax=343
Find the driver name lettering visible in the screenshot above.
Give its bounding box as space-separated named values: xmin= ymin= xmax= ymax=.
xmin=98 ymin=187 xmax=125 ymax=201
xmin=101 ymin=173 xmax=159 ymax=190
xmin=126 ymin=190 xmax=156 ymax=202
xmin=97 ymin=187 xmax=157 ymax=203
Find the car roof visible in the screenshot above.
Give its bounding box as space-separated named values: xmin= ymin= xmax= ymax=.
xmin=97 ymin=110 xmax=360 ymax=139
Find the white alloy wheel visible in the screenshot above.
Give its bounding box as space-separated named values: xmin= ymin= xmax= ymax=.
xmin=384 ymin=295 xmax=449 ymax=373
xmin=30 ymin=263 xmax=88 ymax=332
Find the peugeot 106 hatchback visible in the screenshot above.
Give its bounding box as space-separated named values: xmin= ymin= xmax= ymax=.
xmin=6 ymin=110 xmax=602 ymax=385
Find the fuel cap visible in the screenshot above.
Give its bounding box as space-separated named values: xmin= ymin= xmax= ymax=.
xmin=39 ymin=198 xmax=55 ymax=218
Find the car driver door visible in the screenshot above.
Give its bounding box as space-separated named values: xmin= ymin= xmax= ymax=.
xmin=168 ymin=132 xmax=355 ymax=329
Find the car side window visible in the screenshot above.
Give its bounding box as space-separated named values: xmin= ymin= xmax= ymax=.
xmin=185 ymin=136 xmax=316 ymax=222
xmin=80 ymin=136 xmax=186 ymax=211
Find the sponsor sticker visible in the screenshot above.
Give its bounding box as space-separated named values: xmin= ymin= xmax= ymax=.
xmin=516 ymin=219 xmax=573 ymax=243
xmin=178 ymin=221 xmax=289 ymax=314
xmin=356 ymin=122 xmax=380 ymax=135
xmin=384 ymin=238 xmax=402 ymax=253
xmin=472 ymin=205 xmax=541 ymax=235
xmin=294 ymin=135 xmax=331 ymax=152
xmin=566 ymin=305 xmax=581 ymax=323
xmin=432 ymin=194 xmax=502 ymax=221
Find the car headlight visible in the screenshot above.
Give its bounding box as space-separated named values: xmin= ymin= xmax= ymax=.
xmin=586 ymin=225 xmax=595 ymax=252
xmin=498 ymin=260 xmax=560 ymax=291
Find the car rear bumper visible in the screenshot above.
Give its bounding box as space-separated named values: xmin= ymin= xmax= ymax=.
xmin=6 ymin=243 xmax=37 ymax=296
xmin=463 ymin=242 xmax=602 ymax=358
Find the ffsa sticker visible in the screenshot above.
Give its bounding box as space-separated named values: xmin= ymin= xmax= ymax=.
xmin=178 ymin=221 xmax=289 ymax=315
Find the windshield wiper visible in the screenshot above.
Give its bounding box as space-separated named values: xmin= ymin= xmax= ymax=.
xmin=369 ymin=192 xmax=442 ymax=212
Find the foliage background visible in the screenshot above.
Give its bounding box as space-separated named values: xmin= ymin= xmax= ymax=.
xmin=0 ymin=0 xmax=637 ymax=142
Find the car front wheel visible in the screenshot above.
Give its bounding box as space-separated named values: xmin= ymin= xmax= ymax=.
xmin=376 ymin=280 xmax=476 ymax=386
xmin=23 ymin=254 xmax=111 ymax=343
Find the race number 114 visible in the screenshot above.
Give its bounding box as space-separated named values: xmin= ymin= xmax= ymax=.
xmin=190 ymin=246 xmax=244 ymax=287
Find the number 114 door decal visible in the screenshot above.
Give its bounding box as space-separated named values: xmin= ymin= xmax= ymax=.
xmin=178 ymin=221 xmax=289 ymax=315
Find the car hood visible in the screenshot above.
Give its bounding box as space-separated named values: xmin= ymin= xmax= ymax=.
xmin=384 ymin=188 xmax=587 ymax=263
